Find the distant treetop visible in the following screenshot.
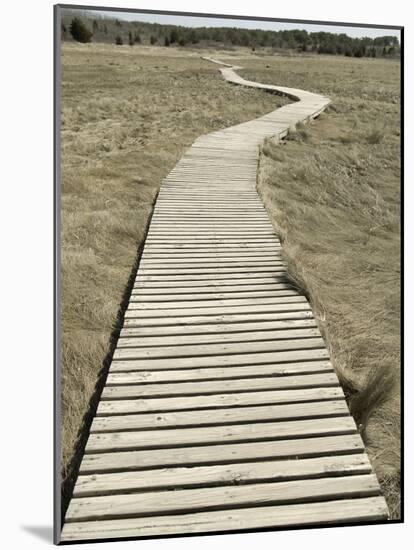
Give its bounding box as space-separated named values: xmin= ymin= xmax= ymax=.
xmin=69 ymin=17 xmax=92 ymax=44
xmin=60 ymin=10 xmax=400 ymax=59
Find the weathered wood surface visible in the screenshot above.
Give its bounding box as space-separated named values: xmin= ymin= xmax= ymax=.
xmin=61 ymin=58 xmax=388 ymax=542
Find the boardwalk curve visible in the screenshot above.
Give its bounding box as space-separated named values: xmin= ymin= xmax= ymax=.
xmin=61 ymin=58 xmax=388 ymax=542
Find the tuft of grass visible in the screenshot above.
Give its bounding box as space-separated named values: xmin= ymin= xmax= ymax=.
xmin=286 ymin=121 xmax=310 ymax=142
xmin=261 ymin=136 xmax=285 ymax=162
xmin=366 ymin=128 xmax=384 ymax=144
xmin=248 ymin=53 xmax=400 ymax=517
xmin=338 ymin=134 xmax=356 ymax=144
xmin=348 ymin=363 xmax=396 ymax=432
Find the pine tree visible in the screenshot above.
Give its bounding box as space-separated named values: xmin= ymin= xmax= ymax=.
xmin=170 ymin=29 xmax=178 ymax=44
xmin=69 ymin=17 xmax=93 ymax=44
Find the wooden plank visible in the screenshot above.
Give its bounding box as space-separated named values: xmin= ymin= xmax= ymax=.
xmin=143 ymin=244 xmax=281 ymax=251
xmin=109 ymin=349 xmax=331 ymax=372
xmin=81 ymin=433 xmax=363 ymax=473
xmin=154 ymin=203 xmax=264 ymax=206
xmin=117 ymin=327 xmax=320 ymax=347
xmin=131 ymin=287 xmax=294 ymax=298
xmin=131 ymin=285 xmax=293 ymax=296
xmin=149 ymin=226 xmax=274 ymax=232
xmin=143 ymin=244 xmax=278 ymax=250
xmin=65 ymin=474 xmax=379 ymax=522
xmin=125 ymin=302 xmax=311 ymax=319
xmin=134 ymin=277 xmax=288 ymax=287
xmin=112 ymin=337 xmax=325 ymax=360
xmin=152 ymin=210 xmax=267 ymax=215
xmin=120 ymin=318 xmax=317 ymax=337
xmin=85 ymin=417 xmax=355 ymax=453
xmin=155 ymin=206 xmax=263 ymax=210
xmin=73 ymin=454 xmax=371 ymax=496
xmin=131 ymin=286 xmax=295 ymax=296
xmin=147 ymin=235 xmax=277 ymax=240
xmin=145 ymin=236 xmax=278 ymax=241
xmin=156 ymin=200 xmax=262 ymax=205
xmin=123 ymin=311 xmax=316 ymax=328
xmin=97 ymin=386 xmax=344 ymax=415
xmin=101 ymin=373 xmax=338 ymax=400
xmin=92 ymin=399 xmax=347 ymax=432
xmin=129 ymin=291 xmax=301 ymax=306
xmin=145 ymin=237 xmax=280 ymax=244
xmin=148 ymin=226 xmax=274 ymax=231
xmin=142 ymin=251 xmax=282 ymax=265
xmin=144 ymin=243 xmax=281 ymax=250
xmin=61 ymin=497 xmax=388 ymax=540
xmin=140 ymin=260 xmax=285 ymax=269
xmin=127 ymin=295 xmax=303 ymax=308
xmin=149 ymin=224 xmax=273 ymax=230
xmin=138 ymin=266 xmax=287 ymax=276
xmin=138 ymin=268 xmax=280 ymax=281
xmin=153 ymin=207 xmax=265 ymax=211
xmin=140 ymin=259 xmax=285 ymax=268
xmin=150 ymin=220 xmax=271 ymax=225
xmin=106 ymin=361 xmax=333 ymax=385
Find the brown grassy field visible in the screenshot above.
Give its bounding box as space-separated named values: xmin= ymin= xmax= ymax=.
xmin=221 ymin=53 xmax=400 ymax=517
xmin=59 ymin=42 xmax=289 ymax=510
xmin=60 ymin=43 xmax=400 ymax=518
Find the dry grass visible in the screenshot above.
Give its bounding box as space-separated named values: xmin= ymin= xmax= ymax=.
xmin=232 ymin=53 xmax=401 ymax=517
xmin=61 ymin=44 xmax=401 ymax=519
xmin=60 ymin=42 xmax=289 ymax=512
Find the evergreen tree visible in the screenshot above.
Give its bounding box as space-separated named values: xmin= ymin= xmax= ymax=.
xmin=128 ymin=31 xmax=134 ymax=46
xmin=188 ymin=29 xmax=198 ymax=44
xmin=134 ymin=33 xmax=141 ymax=44
xmin=115 ymin=35 xmax=123 ymax=45
xmin=150 ymin=35 xmax=157 ymax=45
xmin=69 ymin=17 xmax=93 ymax=43
xmin=164 ymin=36 xmax=170 ymax=47
xmin=170 ymin=29 xmax=178 ymax=44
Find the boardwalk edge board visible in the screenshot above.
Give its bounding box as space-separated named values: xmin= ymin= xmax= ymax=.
xmin=61 ymin=57 xmax=388 ymax=542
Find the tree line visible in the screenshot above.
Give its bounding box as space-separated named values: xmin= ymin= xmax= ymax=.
xmin=61 ymin=11 xmax=400 ymax=59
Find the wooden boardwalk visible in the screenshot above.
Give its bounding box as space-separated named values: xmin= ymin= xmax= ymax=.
xmin=61 ymin=59 xmax=388 ymax=542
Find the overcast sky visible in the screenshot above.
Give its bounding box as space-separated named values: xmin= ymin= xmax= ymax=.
xmin=92 ymin=10 xmax=401 ymax=40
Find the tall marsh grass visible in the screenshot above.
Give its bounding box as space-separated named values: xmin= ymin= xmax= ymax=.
xmin=251 ymin=53 xmax=400 ymax=516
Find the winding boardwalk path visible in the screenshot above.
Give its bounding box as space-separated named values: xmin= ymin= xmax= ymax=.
xmin=61 ymin=58 xmax=388 ymax=542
